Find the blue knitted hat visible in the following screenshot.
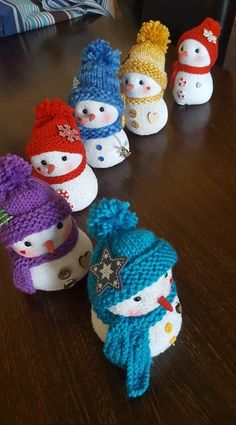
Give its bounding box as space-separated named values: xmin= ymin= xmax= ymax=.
xmin=87 ymin=199 xmax=178 ymax=322
xmin=69 ymin=40 xmax=124 ymax=116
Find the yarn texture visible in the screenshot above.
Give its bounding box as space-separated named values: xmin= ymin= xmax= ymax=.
xmin=119 ymin=21 xmax=170 ymax=89
xmin=68 ymin=39 xmax=124 ymax=140
xmin=26 ymin=98 xmax=98 ymax=211
xmin=87 ymin=199 xmax=180 ymax=397
xmin=119 ymin=21 xmax=170 ymax=136
xmin=170 ymin=18 xmax=221 ymax=88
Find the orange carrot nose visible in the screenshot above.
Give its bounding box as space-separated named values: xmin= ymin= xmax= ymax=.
xmin=157 ymin=296 xmax=173 ymax=312
xmin=179 ymin=51 xmax=188 ymax=59
xmin=125 ymin=84 xmax=134 ymax=91
xmin=45 ymin=240 xmax=55 ymax=253
xmin=47 ymin=164 xmax=55 ymax=174
xmin=89 ymin=113 xmax=96 ymax=121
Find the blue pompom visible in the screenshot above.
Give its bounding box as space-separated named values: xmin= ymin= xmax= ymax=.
xmin=87 ymin=199 xmax=138 ymax=239
xmin=82 ymin=40 xmax=120 ymax=72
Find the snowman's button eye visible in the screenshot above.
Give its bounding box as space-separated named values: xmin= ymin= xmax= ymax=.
xmin=24 ymin=241 xmax=32 ymax=247
xmin=133 ymin=296 xmax=141 ymax=302
xmin=57 ymin=222 xmax=63 ymax=229
xmin=41 ymin=160 xmax=47 ymax=166
xmin=164 ymin=272 xmax=168 ymax=278
xmin=195 ymin=48 xmax=200 ymax=53
xmin=125 ymin=79 xmax=129 ymax=84
xmin=139 ymin=80 xmax=144 ymax=85
xmin=61 ymin=156 xmax=67 ymax=161
xmin=82 ymin=109 xmax=88 ymax=114
xmin=180 ymin=46 xmax=184 ymax=51
xmin=99 ymin=107 xmax=105 ymax=112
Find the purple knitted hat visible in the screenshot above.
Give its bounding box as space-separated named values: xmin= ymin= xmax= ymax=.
xmin=0 ymin=154 xmax=72 ymax=248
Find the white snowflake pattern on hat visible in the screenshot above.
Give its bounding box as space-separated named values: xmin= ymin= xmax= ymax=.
xmin=203 ymin=29 xmax=217 ymax=44
xmin=57 ymin=124 xmax=80 ymax=142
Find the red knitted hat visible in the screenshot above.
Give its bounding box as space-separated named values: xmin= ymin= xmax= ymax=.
xmin=26 ymin=98 xmax=85 ymax=159
xmin=177 ymin=18 xmax=221 ymax=68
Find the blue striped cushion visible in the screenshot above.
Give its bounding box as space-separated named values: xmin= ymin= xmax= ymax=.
xmin=0 ymin=0 xmax=114 ymax=37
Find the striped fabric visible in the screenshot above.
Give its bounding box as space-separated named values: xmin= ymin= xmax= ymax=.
xmin=0 ymin=0 xmax=115 ymax=37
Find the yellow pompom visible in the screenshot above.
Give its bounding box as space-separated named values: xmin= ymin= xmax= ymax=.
xmin=137 ymin=20 xmax=171 ymax=53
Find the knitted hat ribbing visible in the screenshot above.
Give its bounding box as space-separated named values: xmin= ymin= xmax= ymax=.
xmin=177 ymin=18 xmax=221 ymax=68
xmin=69 ymin=39 xmax=124 ymax=115
xmin=87 ymin=199 xmax=177 ymax=318
xmin=26 ymin=98 xmax=85 ymax=159
xmin=119 ymin=21 xmax=171 ymax=89
xmin=0 ymin=154 xmax=71 ymax=248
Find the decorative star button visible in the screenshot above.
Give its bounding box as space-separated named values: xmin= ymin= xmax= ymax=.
xmin=90 ymin=247 xmax=127 ymax=295
xmin=57 ymin=124 xmax=80 ymax=142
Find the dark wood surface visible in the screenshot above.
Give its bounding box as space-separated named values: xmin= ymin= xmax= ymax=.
xmin=0 ymin=12 xmax=236 ymax=425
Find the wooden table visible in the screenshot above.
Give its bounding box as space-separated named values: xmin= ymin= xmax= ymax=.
xmin=0 ymin=13 xmax=236 ymax=425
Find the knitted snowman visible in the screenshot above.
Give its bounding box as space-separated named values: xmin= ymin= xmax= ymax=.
xmin=69 ymin=39 xmax=130 ymax=168
xmin=119 ymin=21 xmax=170 ymax=136
xmin=170 ymin=18 xmax=221 ymax=105
xmin=87 ymin=199 xmax=182 ymax=398
xmin=0 ymin=154 xmax=92 ymax=293
xmin=25 ymin=99 xmax=98 ymax=212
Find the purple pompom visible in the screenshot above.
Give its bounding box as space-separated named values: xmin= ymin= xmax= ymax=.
xmin=0 ymin=154 xmax=32 ymax=202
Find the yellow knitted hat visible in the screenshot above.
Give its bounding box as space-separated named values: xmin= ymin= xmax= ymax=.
xmin=119 ymin=21 xmax=170 ymax=89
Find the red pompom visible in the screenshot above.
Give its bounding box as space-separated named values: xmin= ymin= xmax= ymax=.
xmin=35 ymin=98 xmax=73 ymax=121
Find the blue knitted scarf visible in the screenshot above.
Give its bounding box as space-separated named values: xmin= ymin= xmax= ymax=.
xmin=103 ymin=283 xmax=177 ymax=398
xmin=79 ymin=119 xmax=122 ymax=141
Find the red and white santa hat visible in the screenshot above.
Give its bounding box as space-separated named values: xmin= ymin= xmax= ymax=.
xmin=177 ymin=18 xmax=221 ymax=67
xmin=26 ymin=98 xmax=85 ymax=159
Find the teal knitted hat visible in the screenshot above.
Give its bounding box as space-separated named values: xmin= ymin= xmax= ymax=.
xmin=87 ymin=199 xmax=178 ymax=321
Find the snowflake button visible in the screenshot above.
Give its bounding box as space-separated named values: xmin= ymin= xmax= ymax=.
xmin=178 ymin=77 xmax=187 ymax=87
xmin=177 ymin=90 xmax=186 ymax=99
xmin=57 ymin=124 xmax=80 ymax=142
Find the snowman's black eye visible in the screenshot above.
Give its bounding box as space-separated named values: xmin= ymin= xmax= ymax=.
xmin=99 ymin=107 xmax=105 ymax=112
xmin=61 ymin=156 xmax=67 ymax=161
xmin=41 ymin=160 xmax=47 ymax=166
xmin=195 ymin=48 xmax=200 ymax=53
xmin=180 ymin=45 xmax=184 ymax=51
xmin=164 ymin=272 xmax=168 ymax=278
xmin=133 ymin=296 xmax=141 ymax=302
xmin=139 ymin=80 xmax=144 ymax=85
xmin=125 ymin=79 xmax=129 ymax=84
xmin=57 ymin=222 xmax=63 ymax=229
xmin=82 ymin=109 xmax=88 ymax=114
xmin=24 ymin=241 xmax=32 ymax=247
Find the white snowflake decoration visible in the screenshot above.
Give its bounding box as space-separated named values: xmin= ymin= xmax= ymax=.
xmin=57 ymin=124 xmax=80 ymax=142
xmin=203 ymin=29 xmax=217 ymax=44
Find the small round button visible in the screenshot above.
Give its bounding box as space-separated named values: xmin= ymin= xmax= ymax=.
xmin=98 ymin=156 xmax=104 ymax=161
xmin=175 ymin=303 xmax=183 ymax=314
xmin=64 ymin=279 xmax=76 ymax=289
xmin=96 ymin=144 xmax=102 ymax=151
xmin=58 ymin=268 xmax=71 ymax=280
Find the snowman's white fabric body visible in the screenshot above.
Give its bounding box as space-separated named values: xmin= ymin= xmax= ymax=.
xmin=172 ymin=39 xmax=213 ymax=105
xmin=119 ymin=21 xmax=170 ymax=137
xmin=170 ymin=18 xmax=221 ymax=106
xmin=121 ymin=72 xmax=168 ymax=136
xmin=12 ymin=216 xmax=93 ymax=291
xmin=68 ymin=40 xmax=130 ymax=169
xmin=91 ymin=268 xmax=182 ymax=356
xmin=75 ymin=100 xmax=130 ymax=169
xmin=31 ymin=151 xmax=98 ymax=211
xmin=26 ymin=98 xmax=98 ymax=212
xmin=30 ymin=229 xmax=92 ymax=291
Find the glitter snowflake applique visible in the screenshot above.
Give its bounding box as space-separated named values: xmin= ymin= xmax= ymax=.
xmin=203 ymin=29 xmax=217 ymax=44
xmin=72 ymin=77 xmax=80 ymax=89
xmin=57 ymin=124 xmax=80 ymax=142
